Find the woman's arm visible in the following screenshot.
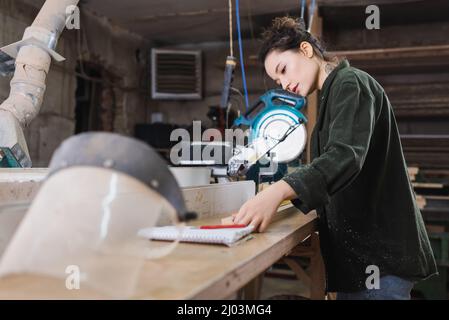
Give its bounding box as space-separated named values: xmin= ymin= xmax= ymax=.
xmin=233 ymin=180 xmax=297 ymax=232
xmin=235 ymin=77 xmax=377 ymax=232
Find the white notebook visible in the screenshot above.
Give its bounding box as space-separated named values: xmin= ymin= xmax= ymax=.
xmin=137 ymin=226 xmax=254 ymax=246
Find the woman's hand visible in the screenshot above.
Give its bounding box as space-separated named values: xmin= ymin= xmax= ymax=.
xmin=233 ymin=180 xmax=297 ymax=232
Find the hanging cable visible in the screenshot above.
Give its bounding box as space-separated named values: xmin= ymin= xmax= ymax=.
xmin=228 ymin=0 xmax=233 ymax=57
xmin=246 ymin=0 xmax=256 ymax=43
xmin=307 ymin=0 xmax=316 ymax=33
xmin=235 ymin=0 xmax=250 ymax=111
xmin=220 ymin=0 xmax=237 ymax=129
xmin=300 ymin=0 xmax=306 ymax=19
xmin=299 ymin=0 xmax=306 ymax=29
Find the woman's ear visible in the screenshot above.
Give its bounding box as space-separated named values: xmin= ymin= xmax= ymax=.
xmin=298 ymin=41 xmax=314 ymax=58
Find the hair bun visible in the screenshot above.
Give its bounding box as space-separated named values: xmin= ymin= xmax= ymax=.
xmin=271 ymin=16 xmax=306 ymax=33
xmin=259 ymin=15 xmax=330 ymax=63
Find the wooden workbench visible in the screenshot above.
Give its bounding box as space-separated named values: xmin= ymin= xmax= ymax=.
xmin=0 ymin=205 xmax=321 ymax=299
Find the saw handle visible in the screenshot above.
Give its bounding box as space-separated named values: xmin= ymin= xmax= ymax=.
xmin=262 ymin=89 xmax=306 ymax=111
xmin=238 ymin=89 xmax=306 ymax=121
xmin=231 ymin=89 xmax=306 ymax=129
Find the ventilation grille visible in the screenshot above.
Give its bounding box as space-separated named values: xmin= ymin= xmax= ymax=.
xmin=151 ymin=49 xmax=202 ymax=100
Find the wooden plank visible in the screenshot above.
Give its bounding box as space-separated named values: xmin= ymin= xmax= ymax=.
xmin=283 ymin=232 xmax=325 ymax=300
xmin=331 ymin=45 xmax=449 ymax=61
xmin=181 ymin=181 xmax=255 ymax=219
xmin=241 ymin=273 xmax=265 ymax=300
xmin=401 ymin=135 xmax=449 ymax=151
xmin=0 ymin=168 xmax=47 ymax=203
xmin=408 ymin=167 xmax=419 ymax=176
xmin=264 ymin=268 xmax=296 ymax=280
xmin=415 ymin=195 xmax=426 ymax=210
xmin=421 ymin=207 xmax=449 ymax=223
xmin=0 ymin=206 xmax=318 ymax=299
xmin=283 ymin=257 xmax=311 ymax=287
xmin=220 ymin=202 xmax=294 ymax=225
xmin=426 ymin=224 xmax=446 ymax=234
xmin=0 ymin=168 xmax=48 ymax=182
xmin=330 ymin=45 xmax=449 ymax=75
xmin=420 ymin=169 xmax=449 ymax=180
xmin=401 ymin=135 xmax=449 ymax=170
xmin=425 ymin=195 xmax=449 ymax=201
xmin=187 ymin=209 xmax=317 ymax=300
xmin=309 ymin=233 xmax=326 ymax=300
xmin=327 ymin=292 xmax=337 ymax=300
xmin=320 ymin=0 xmax=418 ymax=6
xmin=413 ymin=182 xmax=445 ymax=189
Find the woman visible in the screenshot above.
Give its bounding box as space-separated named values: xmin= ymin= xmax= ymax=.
xmin=233 ymin=16 xmax=437 ymax=300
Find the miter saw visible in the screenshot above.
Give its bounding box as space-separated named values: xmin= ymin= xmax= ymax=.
xmin=172 ymin=89 xmax=307 ymax=181
xmin=174 ymin=0 xmax=308 ymax=181
xmin=226 ymin=89 xmax=308 ymax=177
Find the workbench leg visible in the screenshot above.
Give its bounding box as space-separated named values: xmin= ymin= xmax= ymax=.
xmin=282 ymin=232 xmax=326 ymax=300
xmin=242 ymin=273 xmax=265 ymax=300
xmin=326 ymin=292 xmax=337 ymax=300
xmin=309 ymin=233 xmax=326 ymax=300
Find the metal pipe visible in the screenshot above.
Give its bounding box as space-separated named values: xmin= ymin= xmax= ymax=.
xmin=0 ymin=0 xmax=79 ymax=167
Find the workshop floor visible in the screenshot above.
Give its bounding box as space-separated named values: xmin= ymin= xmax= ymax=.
xmin=261 ymin=276 xmax=310 ymax=300
xmin=226 ymin=275 xmax=309 ymax=300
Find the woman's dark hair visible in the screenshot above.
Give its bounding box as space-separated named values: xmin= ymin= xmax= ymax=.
xmin=259 ymin=16 xmax=336 ymax=64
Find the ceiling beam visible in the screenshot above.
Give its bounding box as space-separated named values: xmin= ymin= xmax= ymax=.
xmin=330 ymin=44 xmax=449 ymax=74
xmin=319 ymin=0 xmax=422 ymax=7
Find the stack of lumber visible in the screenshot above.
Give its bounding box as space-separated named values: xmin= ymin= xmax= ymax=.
xmin=408 ymin=166 xmax=427 ymax=209
xmin=408 ymin=166 xmax=449 ymax=227
xmin=402 ymin=135 xmax=449 ymax=174
xmin=408 ymin=166 xmax=419 ymax=182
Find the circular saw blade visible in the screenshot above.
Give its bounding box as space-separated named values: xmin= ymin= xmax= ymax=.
xmin=252 ymin=109 xmax=307 ymax=163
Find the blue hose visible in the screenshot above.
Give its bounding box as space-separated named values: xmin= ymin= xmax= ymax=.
xmin=300 ymin=0 xmax=306 ymax=19
xmin=235 ymin=0 xmax=250 ymax=111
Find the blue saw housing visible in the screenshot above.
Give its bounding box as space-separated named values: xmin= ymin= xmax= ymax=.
xmin=233 ymin=89 xmax=308 ymax=142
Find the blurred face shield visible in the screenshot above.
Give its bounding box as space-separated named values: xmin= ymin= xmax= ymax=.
xmin=0 ymin=133 xmax=193 ymax=298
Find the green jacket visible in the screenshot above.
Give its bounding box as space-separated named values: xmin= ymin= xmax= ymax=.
xmin=283 ymin=59 xmax=438 ymax=292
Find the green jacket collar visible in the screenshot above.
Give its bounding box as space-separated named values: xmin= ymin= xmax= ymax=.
xmin=320 ymin=59 xmax=350 ymax=99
